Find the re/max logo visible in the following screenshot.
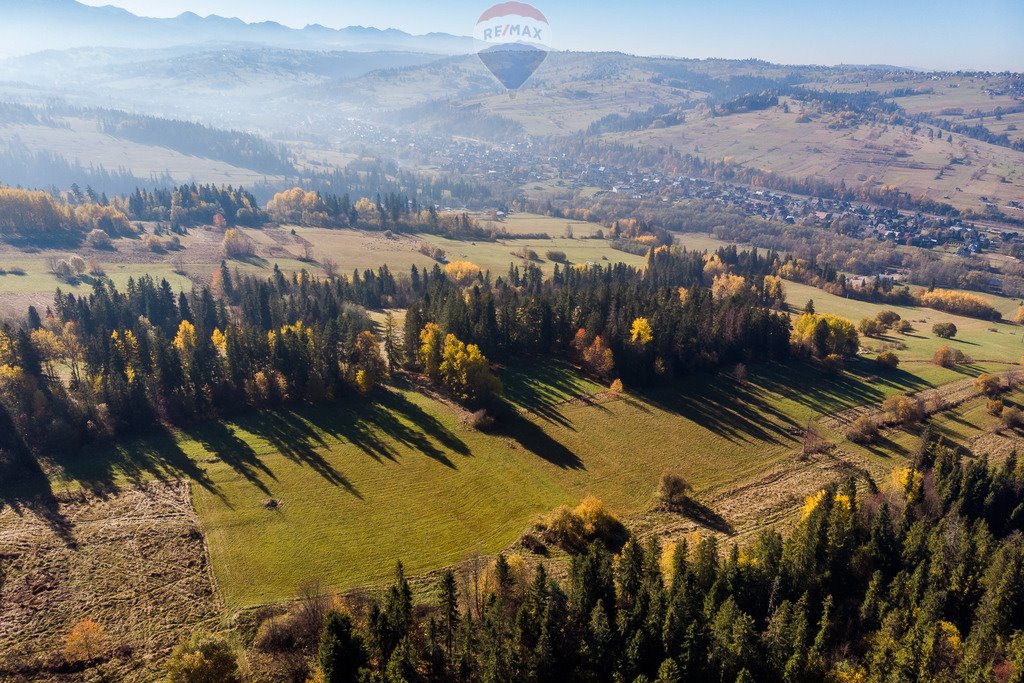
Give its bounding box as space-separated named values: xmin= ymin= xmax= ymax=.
xmin=482 ymin=23 xmax=543 ymax=41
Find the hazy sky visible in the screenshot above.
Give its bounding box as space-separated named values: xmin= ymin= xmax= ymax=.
xmin=80 ymin=0 xmax=1024 ymax=71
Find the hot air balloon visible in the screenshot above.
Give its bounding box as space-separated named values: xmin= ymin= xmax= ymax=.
xmin=474 ymin=2 xmax=551 ymax=94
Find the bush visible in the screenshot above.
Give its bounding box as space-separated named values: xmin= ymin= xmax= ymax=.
xmin=987 ymin=399 xmax=1004 ymax=416
xmin=222 ymin=228 xmax=255 ymax=259
xmin=165 ymin=632 xmax=240 ymax=683
xmin=858 ymin=317 xmax=883 ymax=337
xmin=609 ymin=378 xmax=624 ymax=394
xmin=1003 ymin=406 xmax=1024 ymax=429
xmin=847 ymin=415 xmax=879 ymax=443
xmin=657 ymin=472 xmax=692 ymax=511
xmin=876 ymin=351 xmax=900 ymax=369
xmin=144 ymin=235 xmax=166 ymax=253
xmin=574 ymin=496 xmax=618 ymax=540
xmin=933 ymin=322 xmax=958 ymax=339
xmin=544 ymin=505 xmax=584 ymax=550
xmin=469 ymin=409 xmax=496 ymax=431
xmin=933 ymin=344 xmax=968 ymax=368
xmin=65 ymin=619 xmax=107 ymax=662
xmin=882 ymin=395 xmax=924 ymax=426
xmin=876 ymin=310 xmax=902 ymax=328
xmin=545 ymin=250 xmax=568 ymax=263
xmin=84 ymin=228 xmax=113 ymax=249
xmin=976 ymin=374 xmax=1003 ymax=398
xmin=544 ymin=497 xmax=623 ymax=550
xmin=896 ymin=320 xmax=914 ymax=334
xmin=821 ymin=354 xmax=845 ymax=374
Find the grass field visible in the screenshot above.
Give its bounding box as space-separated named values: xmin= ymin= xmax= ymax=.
xmin=28 ymin=353 xmax=959 ymax=609
xmin=783 ymin=279 xmax=1024 ymax=367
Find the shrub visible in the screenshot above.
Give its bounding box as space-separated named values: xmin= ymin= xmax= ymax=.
xmin=1003 ymin=406 xmax=1024 ymax=429
xmin=933 ymin=344 xmax=967 ymax=368
xmin=987 ymin=399 xmax=1004 ymax=416
xmin=544 ymin=505 xmax=584 ymax=549
xmin=976 ymin=374 xmax=1003 ymax=398
xmin=932 ymin=322 xmax=958 ymax=339
xmin=84 ymin=228 xmax=113 ymax=249
xmin=896 ymin=320 xmax=914 ymax=334
xmin=65 ymin=619 xmax=107 ymax=662
xmin=657 ymin=472 xmax=692 ymax=511
xmin=165 ymin=632 xmax=240 ymax=683
xmin=876 ymin=351 xmax=900 ymax=369
xmin=876 ymin=310 xmax=902 ymax=328
xmin=254 ymin=614 xmax=297 ymax=652
xmin=68 ymin=255 xmax=87 ymax=275
xmin=821 ymin=353 xmax=845 ymax=374
xmin=733 ymin=363 xmax=748 ymax=384
xmin=858 ymin=317 xmax=883 ymax=337
xmin=144 ymin=235 xmax=166 ymax=253
xmin=222 ymin=228 xmax=255 ymax=259
xmin=609 ymin=378 xmax=624 ymax=394
xmin=573 ymin=496 xmax=618 ymax=540
xmin=847 ymin=415 xmax=879 ymax=443
xmin=882 ymin=395 xmax=924 ymax=426
xmin=545 ymin=250 xmax=568 ymax=263
xmin=469 ymin=409 xmax=496 ymax=431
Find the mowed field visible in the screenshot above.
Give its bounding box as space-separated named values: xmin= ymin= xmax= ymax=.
xmin=43 ymin=349 xmax=952 ymax=609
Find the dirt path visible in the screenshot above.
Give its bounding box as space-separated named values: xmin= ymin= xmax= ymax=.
xmin=0 ymin=481 xmax=222 ymax=682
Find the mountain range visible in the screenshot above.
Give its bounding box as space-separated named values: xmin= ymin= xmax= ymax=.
xmin=0 ymin=0 xmax=473 ymax=57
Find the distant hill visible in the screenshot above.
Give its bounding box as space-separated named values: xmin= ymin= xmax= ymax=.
xmin=0 ymin=0 xmax=474 ymax=57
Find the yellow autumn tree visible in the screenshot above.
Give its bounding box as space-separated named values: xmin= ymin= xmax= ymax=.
xmin=444 ymin=260 xmax=482 ymax=285
xmin=211 ymin=328 xmax=228 ymax=355
xmin=712 ymin=273 xmax=750 ymax=300
xmin=630 ymin=317 xmax=654 ymax=345
xmin=65 ymin=619 xmax=107 ymax=662
xmin=419 ymin=323 xmax=444 ymax=379
xmin=791 ymin=313 xmax=859 ymax=358
xmin=438 ymin=333 xmax=502 ymax=404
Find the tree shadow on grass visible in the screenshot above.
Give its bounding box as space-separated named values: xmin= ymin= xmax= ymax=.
xmin=0 ymin=455 xmax=77 ymax=548
xmin=496 ymin=409 xmax=584 ymax=470
xmin=754 ymin=360 xmax=930 ymax=416
xmin=187 ymin=421 xmax=277 ymax=497
xmin=637 ymin=373 xmax=803 ymax=447
xmin=56 ymin=425 xmax=229 ymax=507
xmin=501 ymin=361 xmax=603 ymax=430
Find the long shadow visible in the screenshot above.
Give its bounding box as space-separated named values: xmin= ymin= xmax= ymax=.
xmin=637 ymin=372 xmax=803 ymax=446
xmin=56 ymin=425 xmax=229 ymax=507
xmin=0 ymin=452 xmax=77 ymax=548
xmin=501 ymin=361 xmax=609 ymax=429
xmin=678 ymin=499 xmax=735 ymax=535
xmin=497 ymin=409 xmax=584 ymax=470
xmin=187 ymin=421 xmax=276 ymax=496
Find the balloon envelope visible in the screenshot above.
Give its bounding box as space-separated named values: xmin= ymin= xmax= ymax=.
xmin=474 ymin=2 xmax=550 ymax=91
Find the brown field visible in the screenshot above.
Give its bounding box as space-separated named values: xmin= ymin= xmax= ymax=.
xmin=0 ymin=482 xmax=221 ymax=682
